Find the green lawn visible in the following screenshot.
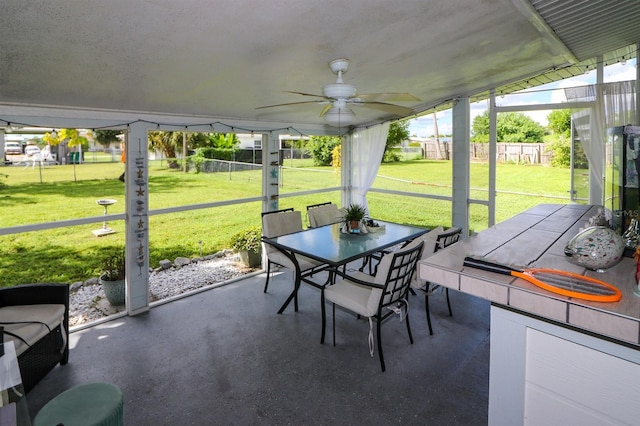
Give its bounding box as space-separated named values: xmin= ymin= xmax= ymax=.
xmin=0 ymin=159 xmax=578 ymax=287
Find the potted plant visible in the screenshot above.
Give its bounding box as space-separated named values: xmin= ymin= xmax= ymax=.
xmin=230 ymin=227 xmax=262 ymax=268
xmin=98 ymin=250 xmax=126 ymax=306
xmin=344 ymin=203 xmax=368 ymax=232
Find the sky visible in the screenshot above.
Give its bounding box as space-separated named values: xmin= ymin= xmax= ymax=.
xmin=408 ymin=59 xmax=638 ymax=138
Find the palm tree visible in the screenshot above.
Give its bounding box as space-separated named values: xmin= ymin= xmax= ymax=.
xmin=148 ymin=131 xmax=180 ymax=168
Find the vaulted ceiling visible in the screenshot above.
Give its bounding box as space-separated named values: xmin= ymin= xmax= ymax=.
xmin=1 ymin=0 xmax=640 ymax=134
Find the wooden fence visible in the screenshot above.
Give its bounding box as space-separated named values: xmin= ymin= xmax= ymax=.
xmin=419 ymin=141 xmax=552 ymax=164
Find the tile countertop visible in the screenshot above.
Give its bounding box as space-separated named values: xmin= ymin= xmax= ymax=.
xmin=419 ymin=204 xmax=640 ymax=346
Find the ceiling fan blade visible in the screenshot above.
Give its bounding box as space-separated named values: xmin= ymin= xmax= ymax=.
xmin=356 ymin=92 xmax=420 ymax=102
xmin=284 ymin=90 xmax=328 ymax=99
xmin=351 ymin=101 xmax=414 ymax=116
xmin=255 ymin=100 xmax=325 ymax=110
xmin=319 ymin=103 xmax=334 ymax=117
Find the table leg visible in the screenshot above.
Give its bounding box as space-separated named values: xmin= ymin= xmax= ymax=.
xmin=277 ymin=264 xmax=301 ymax=314
xmin=320 ymin=288 xmax=326 ymax=344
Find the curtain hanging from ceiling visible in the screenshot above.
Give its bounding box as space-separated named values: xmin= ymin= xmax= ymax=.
xmin=349 ymin=122 xmax=390 ymax=212
xmin=570 ymin=80 xmax=636 ymax=203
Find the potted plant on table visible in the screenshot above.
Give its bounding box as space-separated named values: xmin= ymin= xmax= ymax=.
xmin=230 ymin=227 xmax=262 ymax=268
xmin=98 ymin=250 xmax=126 ymax=306
xmin=344 ymin=203 xmax=368 ymax=233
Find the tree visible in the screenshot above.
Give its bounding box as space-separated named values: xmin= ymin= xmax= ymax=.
xmin=471 ymin=112 xmax=490 ymax=142
xmin=148 ymin=131 xmax=224 ymax=169
xmin=384 ymin=120 xmax=410 ymax=162
xmin=43 ymin=129 xmax=88 ymax=150
xmin=546 ymin=109 xmax=584 ymax=168
xmin=42 ymin=129 xmax=89 ymax=181
xmin=547 ymin=109 xmax=572 ymax=139
xmin=148 ymin=131 xmax=180 ymax=168
xmin=307 ymin=136 xmax=340 ymax=166
xmin=93 ymin=130 xmax=122 ymax=149
xmin=472 ymin=111 xmax=545 ymax=143
xmin=208 ymin=133 xmax=240 ymax=149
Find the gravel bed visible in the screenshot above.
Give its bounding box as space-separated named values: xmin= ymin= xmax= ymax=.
xmin=69 ymin=252 xmax=254 ymax=328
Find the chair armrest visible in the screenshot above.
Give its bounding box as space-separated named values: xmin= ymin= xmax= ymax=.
xmin=0 ymin=284 xmax=70 ymax=350
xmin=0 ymin=283 xmax=69 ymax=308
xmin=330 ymin=268 xmax=385 ymax=290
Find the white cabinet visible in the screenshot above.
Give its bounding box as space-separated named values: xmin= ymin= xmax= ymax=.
xmin=489 ymin=306 xmax=640 ymax=425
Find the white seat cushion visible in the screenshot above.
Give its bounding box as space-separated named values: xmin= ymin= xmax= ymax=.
xmin=267 ymin=251 xmax=323 ymax=272
xmin=0 ymin=304 xmax=65 ymax=356
xmin=324 ymin=279 xmax=381 ymax=317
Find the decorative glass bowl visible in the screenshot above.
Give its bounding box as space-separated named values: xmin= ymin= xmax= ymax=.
xmin=564 ymin=226 xmax=625 ymax=272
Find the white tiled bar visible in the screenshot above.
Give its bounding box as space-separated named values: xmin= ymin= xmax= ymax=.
xmin=419 ymin=204 xmax=640 ymax=424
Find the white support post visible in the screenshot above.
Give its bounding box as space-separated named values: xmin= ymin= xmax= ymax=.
xmin=637 ymin=41 xmax=640 ymax=125
xmin=341 ymin=132 xmax=351 ymax=208
xmin=589 ymin=55 xmax=605 ymax=205
xmin=489 ymin=91 xmax=497 ymax=227
xmin=0 ymin=129 xmax=5 ymax=163
xmin=452 ymin=97 xmax=470 ymax=236
xmin=124 ymin=121 xmax=150 ymax=316
xmin=262 ymin=132 xmax=280 ymax=213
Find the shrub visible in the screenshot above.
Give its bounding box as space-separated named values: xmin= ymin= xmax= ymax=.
xmin=229 ymin=227 xmax=262 ymax=252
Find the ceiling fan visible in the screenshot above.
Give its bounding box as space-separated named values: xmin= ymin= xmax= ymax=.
xmin=256 ymin=58 xmax=420 ymax=127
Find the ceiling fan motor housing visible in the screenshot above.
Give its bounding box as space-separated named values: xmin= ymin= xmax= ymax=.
xmin=323 ymin=83 xmax=357 ymax=99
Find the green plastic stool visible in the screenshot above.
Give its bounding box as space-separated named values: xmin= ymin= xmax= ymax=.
xmin=33 ymin=382 xmax=124 ymax=426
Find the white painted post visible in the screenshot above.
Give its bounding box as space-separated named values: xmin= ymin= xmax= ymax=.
xmin=452 ymin=97 xmax=470 ymax=236
xmin=125 ymin=121 xmax=150 ymax=316
xmin=262 ymin=132 xmax=280 ymax=213
xmin=489 ymin=91 xmax=497 ymax=227
xmin=341 ymin=132 xmax=351 ymax=208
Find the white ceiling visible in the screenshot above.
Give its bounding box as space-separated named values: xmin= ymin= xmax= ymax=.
xmin=1 ymin=0 xmax=640 ymax=133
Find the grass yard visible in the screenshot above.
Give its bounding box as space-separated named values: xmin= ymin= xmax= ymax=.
xmin=0 ymin=159 xmax=578 ymax=287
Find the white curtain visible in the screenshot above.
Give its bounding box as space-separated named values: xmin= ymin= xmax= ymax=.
xmin=348 ymin=122 xmax=390 ymax=212
xmin=571 ymin=80 xmax=636 ymax=202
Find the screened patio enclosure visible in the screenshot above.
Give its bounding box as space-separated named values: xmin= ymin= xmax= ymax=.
xmin=2 ymin=0 xmax=640 ymax=316
xmin=1 ymin=67 xmax=638 ymax=318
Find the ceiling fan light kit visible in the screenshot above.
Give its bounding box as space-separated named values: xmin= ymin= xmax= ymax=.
xmin=323 ymin=106 xmax=355 ymax=127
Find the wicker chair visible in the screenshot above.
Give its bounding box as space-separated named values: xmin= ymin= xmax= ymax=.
xmin=0 ymin=283 xmax=69 ymax=393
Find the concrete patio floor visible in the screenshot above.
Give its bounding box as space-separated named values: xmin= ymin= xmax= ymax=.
xmin=26 ymin=267 xmax=491 ymax=425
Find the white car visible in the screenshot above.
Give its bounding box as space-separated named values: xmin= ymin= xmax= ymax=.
xmin=4 ymin=141 xmax=22 ymax=155
xmin=24 ymin=145 xmax=41 ymax=157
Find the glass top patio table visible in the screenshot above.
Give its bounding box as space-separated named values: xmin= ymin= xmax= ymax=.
xmin=264 ymin=220 xmax=428 ymax=268
xmin=263 ymin=220 xmax=428 ymax=315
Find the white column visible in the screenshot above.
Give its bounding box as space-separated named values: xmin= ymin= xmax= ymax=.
xmin=590 ymin=55 xmax=605 ymax=204
xmin=452 ymin=97 xmax=470 ymax=236
xmin=262 ymin=132 xmax=280 ymax=212
xmin=489 ymin=91 xmax=497 ymax=227
xmin=637 ymin=41 xmax=640 ymax=125
xmin=0 ymin=129 xmax=5 ymax=163
xmin=342 ymin=132 xmax=352 ymax=208
xmin=124 ymin=121 xmax=150 ymax=315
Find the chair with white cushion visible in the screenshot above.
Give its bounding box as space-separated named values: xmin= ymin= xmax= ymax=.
xmin=412 ymin=227 xmax=462 ymax=335
xmin=306 ymin=202 xmax=345 ymax=228
xmin=262 ymin=209 xmax=326 ymax=312
xmin=321 ymin=241 xmax=424 ymax=372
